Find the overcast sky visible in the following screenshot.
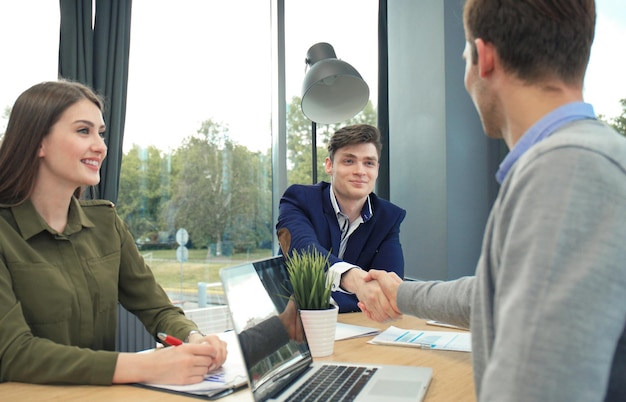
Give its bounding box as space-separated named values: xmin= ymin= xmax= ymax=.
xmin=1 ymin=0 xmax=625 ymax=150
xmin=121 ymin=0 xmax=379 ymax=152
xmin=584 ymin=0 xmax=626 ymax=118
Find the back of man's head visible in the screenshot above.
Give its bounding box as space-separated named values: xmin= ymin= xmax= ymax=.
xmin=327 ymin=124 xmax=382 ymax=162
xmin=463 ymin=0 xmax=596 ymax=85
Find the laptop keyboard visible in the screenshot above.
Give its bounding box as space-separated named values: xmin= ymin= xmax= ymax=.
xmin=285 ymin=365 xmax=378 ymax=402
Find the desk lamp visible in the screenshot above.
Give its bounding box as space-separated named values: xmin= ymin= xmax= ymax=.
xmin=301 ymin=42 xmax=369 ymax=183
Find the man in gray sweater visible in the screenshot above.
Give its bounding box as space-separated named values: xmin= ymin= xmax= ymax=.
xmin=361 ymin=1 xmax=626 ymax=401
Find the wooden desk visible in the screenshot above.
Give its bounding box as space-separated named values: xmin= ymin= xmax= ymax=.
xmin=327 ymin=314 xmax=475 ymax=402
xmin=0 ymin=314 xmax=475 ymax=401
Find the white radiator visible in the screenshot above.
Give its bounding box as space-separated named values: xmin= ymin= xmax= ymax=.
xmin=184 ymin=305 xmax=233 ymax=335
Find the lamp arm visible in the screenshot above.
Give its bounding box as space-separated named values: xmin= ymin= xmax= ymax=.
xmin=312 ymin=121 xmax=317 ymax=184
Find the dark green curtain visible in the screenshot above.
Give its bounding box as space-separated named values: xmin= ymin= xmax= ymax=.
xmin=58 ymin=0 xmax=93 ymax=84
xmin=58 ymin=0 xmax=149 ymax=353
xmin=58 ymin=0 xmax=131 ymax=205
xmin=377 ymin=0 xmax=390 ymax=200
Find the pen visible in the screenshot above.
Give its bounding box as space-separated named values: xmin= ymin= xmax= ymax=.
xmin=416 ymin=343 xmax=436 ymax=350
xmin=157 ymin=332 xmax=183 ymax=346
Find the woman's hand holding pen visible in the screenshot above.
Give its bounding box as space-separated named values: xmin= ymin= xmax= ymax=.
xmin=147 ymin=341 xmax=225 ymax=385
xmin=158 ymin=332 xmax=227 ymax=371
xmin=185 ymin=333 xmax=228 ymax=371
xmin=113 ymin=333 xmax=228 ymax=385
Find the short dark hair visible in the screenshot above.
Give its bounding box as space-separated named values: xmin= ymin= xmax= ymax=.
xmin=327 ymin=124 xmax=382 ymax=161
xmin=463 ymin=0 xmax=596 ymax=85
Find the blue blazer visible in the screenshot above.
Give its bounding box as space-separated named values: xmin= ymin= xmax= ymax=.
xmin=276 ymin=182 xmax=406 ymax=312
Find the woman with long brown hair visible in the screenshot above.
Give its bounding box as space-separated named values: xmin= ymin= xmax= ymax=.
xmin=0 ymin=80 xmax=227 ymax=385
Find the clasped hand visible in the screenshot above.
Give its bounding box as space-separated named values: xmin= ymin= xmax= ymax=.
xmin=343 ymin=268 xmax=403 ymax=323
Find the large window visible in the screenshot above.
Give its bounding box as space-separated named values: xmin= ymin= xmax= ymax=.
xmin=119 ymin=1 xmax=381 ymax=315
xmin=120 ymin=1 xmax=274 ymax=311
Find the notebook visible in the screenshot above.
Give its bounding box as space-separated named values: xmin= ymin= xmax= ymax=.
xmin=219 ymin=256 xmax=432 ymax=402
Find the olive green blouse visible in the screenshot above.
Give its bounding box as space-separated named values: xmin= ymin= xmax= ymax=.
xmin=0 ymin=198 xmax=199 ymax=384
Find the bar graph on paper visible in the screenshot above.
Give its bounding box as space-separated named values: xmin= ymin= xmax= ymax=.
xmin=368 ymin=326 xmax=471 ymax=352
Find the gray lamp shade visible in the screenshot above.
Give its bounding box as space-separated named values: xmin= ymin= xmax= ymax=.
xmin=301 ymin=43 xmax=370 ymax=124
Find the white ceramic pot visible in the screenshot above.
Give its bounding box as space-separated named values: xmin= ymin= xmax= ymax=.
xmin=299 ymin=305 xmax=338 ymax=357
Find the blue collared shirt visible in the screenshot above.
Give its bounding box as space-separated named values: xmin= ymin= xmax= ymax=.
xmin=327 ymin=185 xmax=373 ymax=295
xmin=329 ymin=186 xmax=373 ymax=258
xmin=495 ymin=102 xmax=597 ymax=184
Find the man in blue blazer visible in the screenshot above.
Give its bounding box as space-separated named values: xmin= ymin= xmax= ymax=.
xmin=277 ymin=124 xmax=405 ymax=322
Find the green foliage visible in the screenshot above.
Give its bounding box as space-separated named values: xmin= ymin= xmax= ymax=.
xmin=223 ymin=146 xmax=273 ymax=252
xmin=598 ymin=98 xmax=626 ymax=138
xmin=610 ymin=99 xmax=626 ymax=137
xmin=168 ymin=120 xmax=233 ymax=249
xmin=118 ymin=144 xmax=172 ymax=240
xmin=285 ymin=248 xmax=335 ymax=310
xmin=118 ymin=120 xmax=272 ymax=252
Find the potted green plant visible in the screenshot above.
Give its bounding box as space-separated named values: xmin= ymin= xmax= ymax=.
xmin=285 ymin=247 xmax=338 ymax=357
xmin=285 ymin=247 xmax=335 ymax=310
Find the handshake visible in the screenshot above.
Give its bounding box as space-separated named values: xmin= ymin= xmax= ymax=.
xmin=344 ymin=268 xmax=404 ymax=323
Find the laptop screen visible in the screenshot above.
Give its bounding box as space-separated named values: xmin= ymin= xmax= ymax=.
xmin=220 ymin=256 xmax=312 ymax=401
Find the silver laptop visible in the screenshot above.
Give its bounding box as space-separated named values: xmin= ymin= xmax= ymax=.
xmin=219 ymin=256 xmax=432 ymax=402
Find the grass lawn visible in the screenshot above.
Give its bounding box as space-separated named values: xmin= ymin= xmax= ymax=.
xmin=141 ymin=248 xmax=273 ymax=297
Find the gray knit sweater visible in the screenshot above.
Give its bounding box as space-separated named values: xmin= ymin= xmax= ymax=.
xmin=397 ymin=120 xmax=626 ymax=401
